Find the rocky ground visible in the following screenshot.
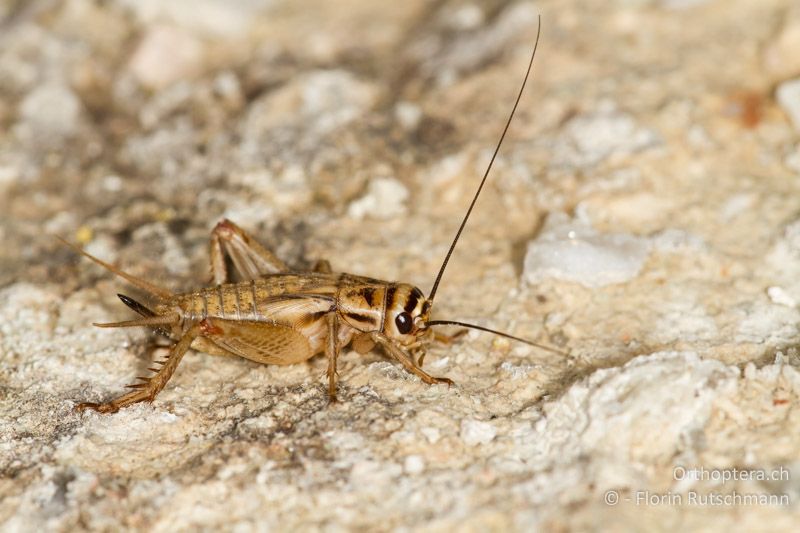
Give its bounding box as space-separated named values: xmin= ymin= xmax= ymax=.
xmin=2 ymin=0 xmax=800 ymax=530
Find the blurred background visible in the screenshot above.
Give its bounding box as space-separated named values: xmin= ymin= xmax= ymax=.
xmin=2 ymin=0 xmax=795 ymax=294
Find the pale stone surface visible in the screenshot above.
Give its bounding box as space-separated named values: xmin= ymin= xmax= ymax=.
xmin=15 ymin=82 xmax=83 ymax=146
xmin=128 ymin=25 xmax=205 ymax=90
xmin=763 ymin=7 xmax=800 ymax=82
xmin=523 ymin=212 xmax=651 ymax=288
xmin=460 ymin=419 xmax=498 ymax=446
xmin=347 ymin=177 xmax=409 ymax=220
xmin=2 ymin=0 xmax=800 ymax=531
xmin=117 ymin=0 xmax=268 ymax=37
xmin=777 ymin=79 xmax=800 ymax=132
xmin=556 ymin=104 xmax=661 ymax=167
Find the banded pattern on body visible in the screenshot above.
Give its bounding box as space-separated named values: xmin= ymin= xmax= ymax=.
xmin=176 ymin=273 xmax=410 ymax=333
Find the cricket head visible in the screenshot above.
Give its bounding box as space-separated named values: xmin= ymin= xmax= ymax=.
xmin=383 ymin=284 xmax=432 ymax=346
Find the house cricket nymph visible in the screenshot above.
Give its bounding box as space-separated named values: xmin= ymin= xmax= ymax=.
xmin=65 ymin=18 xmax=564 ymax=413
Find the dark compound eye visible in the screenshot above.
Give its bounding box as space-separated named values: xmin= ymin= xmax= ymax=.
xmin=395 ymin=312 xmax=413 ymax=334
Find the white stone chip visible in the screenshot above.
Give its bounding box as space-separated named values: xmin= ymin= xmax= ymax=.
xmin=767 ymin=286 xmax=797 ymax=308
xmin=776 ymin=78 xmax=800 ymax=131
xmin=555 ymin=104 xmax=660 ymax=167
xmin=243 ymin=70 xmax=378 ymax=140
xmin=403 ymin=455 xmax=426 ymax=474
xmin=128 ymin=25 xmax=204 ymax=90
xmin=523 ymin=213 xmax=650 ymax=288
xmin=347 ymin=177 xmax=409 ymax=220
xmin=16 ymin=82 xmax=82 ymax=142
xmin=420 ymin=427 xmax=441 ymax=444
xmin=460 ymin=419 xmax=497 ymax=446
xmin=395 ymin=101 xmax=422 ymax=131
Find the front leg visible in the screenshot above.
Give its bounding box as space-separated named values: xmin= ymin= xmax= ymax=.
xmin=326 ymin=312 xmax=340 ymax=402
xmin=370 ymin=333 xmax=453 ymax=386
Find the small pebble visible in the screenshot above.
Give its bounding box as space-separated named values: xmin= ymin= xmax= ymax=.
xmin=460 ymin=419 xmax=497 ymax=446
xmin=767 ymin=286 xmax=797 ymax=308
xmin=404 ymin=455 xmax=426 ymax=474
xmin=128 ymin=25 xmax=204 ymax=90
xmin=16 ymin=82 xmax=82 ymax=143
xmin=524 ymin=213 xmax=650 ymax=288
xmin=777 ymin=78 xmax=800 ymax=131
xmin=347 ymin=177 xmax=409 ymax=220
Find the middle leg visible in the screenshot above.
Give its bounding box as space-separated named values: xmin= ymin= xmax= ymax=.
xmin=326 ymin=312 xmax=340 ymax=402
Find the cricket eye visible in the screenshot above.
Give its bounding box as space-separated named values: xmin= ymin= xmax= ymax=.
xmin=395 ymin=312 xmax=413 ymax=334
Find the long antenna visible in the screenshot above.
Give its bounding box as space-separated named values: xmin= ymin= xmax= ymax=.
xmin=428 ymin=16 xmax=542 ymax=304
xmin=426 ymin=319 xmax=567 ymax=356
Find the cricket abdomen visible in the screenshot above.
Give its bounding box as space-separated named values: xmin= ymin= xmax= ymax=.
xmin=185 ymin=280 xmax=266 ymax=322
xmin=178 ymin=274 xmax=340 ymax=323
xmin=171 ymin=273 xmax=371 ymax=364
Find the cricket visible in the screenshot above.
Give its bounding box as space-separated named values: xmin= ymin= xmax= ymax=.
xmin=64 ymin=18 xmax=563 ymax=414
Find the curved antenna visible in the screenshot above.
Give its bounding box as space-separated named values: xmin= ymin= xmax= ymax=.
xmin=426 ymin=319 xmax=568 ymax=356
xmin=427 ymin=16 xmax=542 ymax=304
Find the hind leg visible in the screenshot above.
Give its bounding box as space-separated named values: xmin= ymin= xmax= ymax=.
xmin=77 ymin=322 xmax=201 ymax=413
xmin=209 ymin=219 xmax=289 ymax=284
xmin=313 ymin=259 xmax=332 ymax=273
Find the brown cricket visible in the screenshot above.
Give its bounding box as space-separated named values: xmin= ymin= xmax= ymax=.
xmin=64 ymin=18 xmax=561 ymax=413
